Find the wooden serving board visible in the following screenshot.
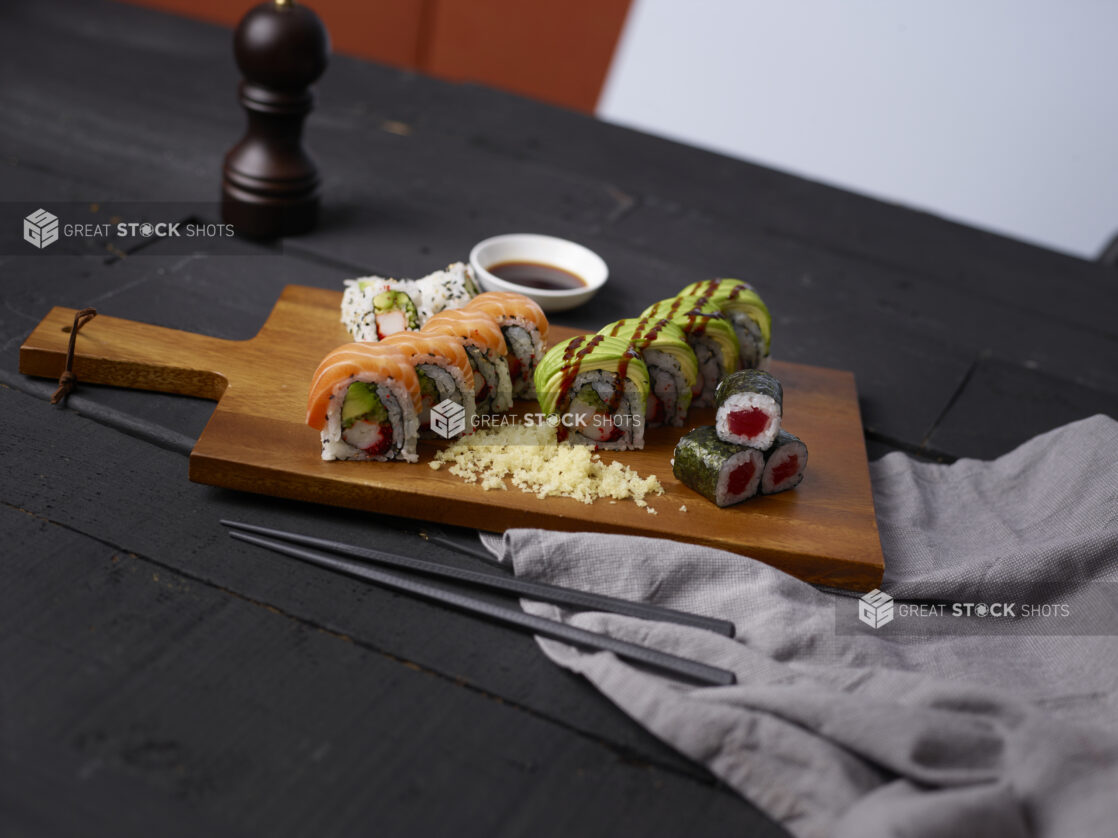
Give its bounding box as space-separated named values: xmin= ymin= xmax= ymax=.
xmin=20 ymin=285 xmax=884 ymax=591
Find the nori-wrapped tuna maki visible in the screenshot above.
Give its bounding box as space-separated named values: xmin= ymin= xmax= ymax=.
xmin=640 ymin=296 xmax=740 ymax=408
xmin=761 ymin=429 xmax=808 ymax=494
xmin=673 ymin=426 xmax=763 ymax=507
xmin=679 ymin=278 xmax=772 ymax=369
xmin=535 ymin=334 xmax=649 ymax=451
xmin=598 ymin=317 xmax=698 ymax=427
xmin=714 ymin=369 xmax=783 ymax=449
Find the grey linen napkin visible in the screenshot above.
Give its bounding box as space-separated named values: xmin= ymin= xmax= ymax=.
xmin=480 ymin=414 xmax=1118 ymax=838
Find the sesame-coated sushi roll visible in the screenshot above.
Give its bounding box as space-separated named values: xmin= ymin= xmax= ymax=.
xmin=340 ymin=276 xmax=422 ymax=341
xmin=421 ymin=308 xmax=514 ymax=415
xmin=673 ymin=426 xmax=764 ymax=507
xmin=640 ymin=296 xmax=740 ymax=408
xmin=380 ymin=332 xmax=476 ymax=438
xmin=761 ymin=430 xmax=808 ymax=494
xmin=534 ymin=334 xmax=649 ymax=451
xmin=714 ymin=369 xmax=782 ymax=449
xmin=413 ymin=262 xmax=481 ymax=321
xmin=598 ymin=317 xmax=697 ymax=427
xmin=464 ymin=291 xmax=549 ymax=399
xmin=680 ymin=279 xmax=772 ymax=369
xmin=307 ymin=343 xmax=422 ymax=462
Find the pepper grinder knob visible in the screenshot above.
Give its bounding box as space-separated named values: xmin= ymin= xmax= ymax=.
xmin=222 ymin=0 xmax=330 ymax=239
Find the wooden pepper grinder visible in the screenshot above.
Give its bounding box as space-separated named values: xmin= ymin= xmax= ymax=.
xmin=222 ymin=0 xmax=330 ymax=239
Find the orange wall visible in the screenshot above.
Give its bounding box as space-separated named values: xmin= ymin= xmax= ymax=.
xmin=115 ymin=0 xmax=632 ymax=113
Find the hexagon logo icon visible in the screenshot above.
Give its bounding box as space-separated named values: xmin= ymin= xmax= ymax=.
xmin=430 ymin=398 xmax=466 ymax=439
xmin=858 ymin=588 xmax=894 ymax=629
xmin=24 ymin=208 xmax=60 ymax=249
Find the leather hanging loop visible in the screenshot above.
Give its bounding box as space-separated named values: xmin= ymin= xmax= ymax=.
xmin=50 ymin=307 xmax=97 ymax=405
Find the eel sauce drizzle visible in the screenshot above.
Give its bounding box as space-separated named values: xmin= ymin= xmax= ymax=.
xmin=554 ymin=334 xmax=636 ymax=443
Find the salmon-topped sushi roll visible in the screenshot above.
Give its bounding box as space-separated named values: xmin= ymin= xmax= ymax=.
xmin=307 ymin=343 xmax=422 ymax=462
xmin=421 ymin=308 xmax=514 ymax=415
xmin=463 ymin=291 xmax=549 ymax=399
xmin=379 ymin=332 xmax=476 ymax=438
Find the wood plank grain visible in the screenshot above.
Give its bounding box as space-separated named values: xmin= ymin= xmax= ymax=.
xmin=928 ymin=358 xmax=1118 ymax=458
xmin=0 ymin=381 xmax=707 ymax=781
xmin=0 ymin=504 xmax=784 ymax=838
xmin=19 ymin=285 xmax=884 ymax=590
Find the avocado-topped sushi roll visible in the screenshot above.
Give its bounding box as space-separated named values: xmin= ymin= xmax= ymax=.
xmin=340 ymin=276 xmax=422 ymax=341
xmin=535 ymin=334 xmax=649 ymax=451
xmin=413 ymin=262 xmax=480 ymax=321
xmin=380 ymin=332 xmax=476 ymax=438
xmin=673 ymin=426 xmax=763 ymax=507
xmin=714 ymin=369 xmax=782 ymax=449
xmin=421 ymin=308 xmax=514 ymax=415
xmin=640 ymin=296 xmax=740 ymax=408
xmin=680 ymin=279 xmax=771 ymax=369
xmin=598 ymin=317 xmax=697 ymax=427
xmin=307 ymin=343 xmax=421 ymax=462
xmin=465 ymin=291 xmax=549 ymax=399
xmin=761 ymin=430 xmax=808 ymax=494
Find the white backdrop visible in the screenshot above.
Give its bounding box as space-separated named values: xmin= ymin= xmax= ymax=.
xmin=598 ymin=0 xmax=1118 ymax=259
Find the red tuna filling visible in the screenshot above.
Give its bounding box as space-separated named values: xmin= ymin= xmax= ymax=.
xmin=728 ymin=407 xmax=768 ymax=439
xmin=646 ymin=393 xmax=665 ymax=425
xmin=726 ymin=461 xmax=756 ymax=496
xmin=364 ymin=430 xmax=392 ymax=457
xmin=771 ymin=455 xmax=800 ymax=486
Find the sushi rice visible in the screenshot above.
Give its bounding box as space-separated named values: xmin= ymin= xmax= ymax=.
xmin=760 ymin=430 xmax=809 ymax=494
xmin=714 ymin=369 xmax=783 ymax=450
xmin=340 ymin=262 xmax=479 ymax=341
xmin=673 ymin=426 xmax=764 ymax=507
xmin=560 ymin=369 xmax=647 ymax=452
xmin=534 ymin=335 xmax=649 ymax=452
xmin=321 ymin=373 xmax=419 ymax=463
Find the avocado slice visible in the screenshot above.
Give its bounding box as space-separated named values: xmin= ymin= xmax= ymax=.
xmin=341 ymin=382 xmax=387 ymax=429
xmin=416 ymin=368 xmax=439 ymax=402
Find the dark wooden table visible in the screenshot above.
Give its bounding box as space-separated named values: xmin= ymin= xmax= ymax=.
xmin=3 ymin=2 xmax=1116 ymax=836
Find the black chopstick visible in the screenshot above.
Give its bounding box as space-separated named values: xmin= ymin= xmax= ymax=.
xmin=425 ymin=534 xmax=497 ymax=565
xmin=228 ymin=529 xmax=736 ymax=687
xmin=221 ymin=520 xmax=735 ymax=638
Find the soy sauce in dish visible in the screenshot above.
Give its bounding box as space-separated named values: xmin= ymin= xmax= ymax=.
xmin=487 ymin=261 xmax=586 ymax=291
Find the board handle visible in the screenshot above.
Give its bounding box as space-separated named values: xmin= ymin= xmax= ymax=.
xmin=19 ymin=306 xmax=241 ymax=401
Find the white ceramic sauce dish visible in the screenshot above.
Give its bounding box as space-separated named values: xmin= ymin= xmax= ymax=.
xmin=469 ymin=233 xmax=608 ymax=313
